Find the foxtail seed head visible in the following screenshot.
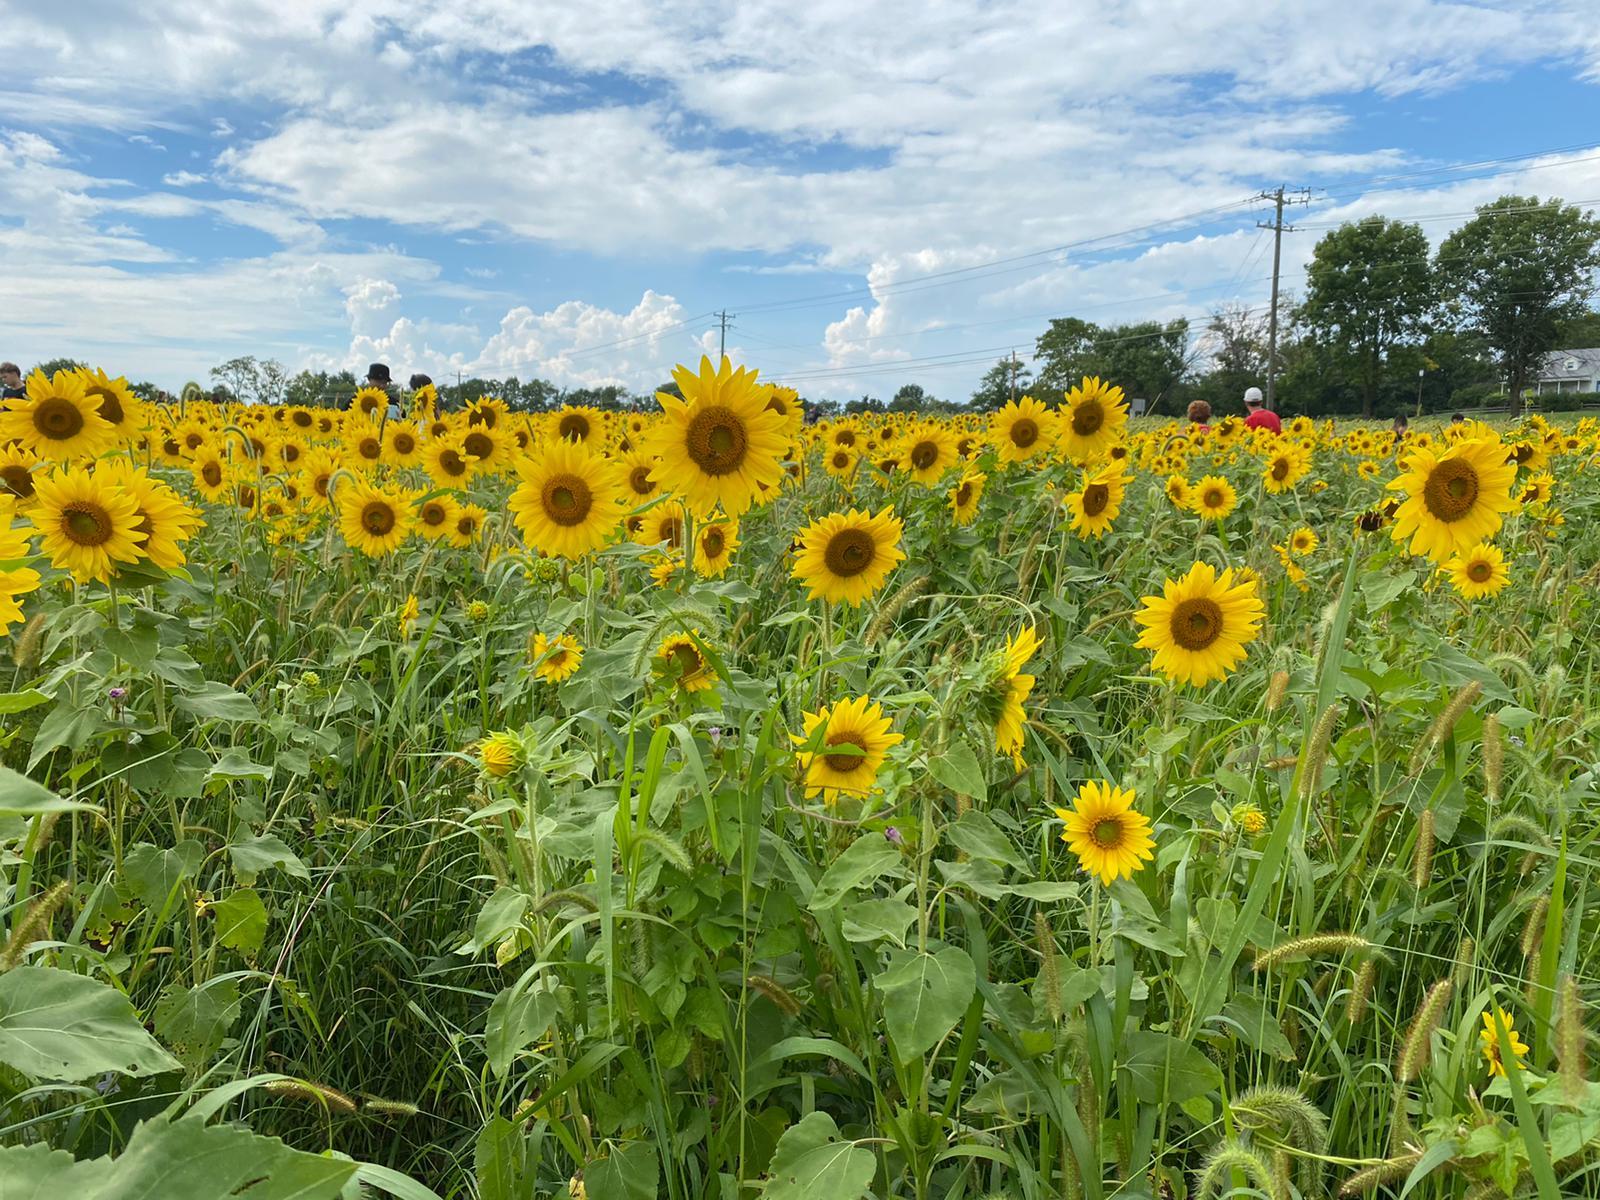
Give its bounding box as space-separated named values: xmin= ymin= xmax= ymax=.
xmin=1396 ymin=979 xmax=1454 ymax=1082
xmin=1411 ymin=809 xmax=1435 ymax=891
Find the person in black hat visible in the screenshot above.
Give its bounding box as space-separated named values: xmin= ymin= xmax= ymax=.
xmin=356 ymin=362 xmax=403 ymax=418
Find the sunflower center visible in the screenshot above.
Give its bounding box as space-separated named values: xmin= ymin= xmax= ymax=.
xmin=1010 ymin=418 xmax=1039 ymax=448
xmin=313 ymin=472 xmax=332 ymax=498
xmin=824 ymin=529 xmax=876 ymax=578
xmin=1271 ymin=459 xmax=1290 ymax=480
xmin=359 ymin=437 xmax=381 ymax=460
xmin=63 ymin=502 xmax=112 ymax=546
xmin=456 ymin=515 xmax=477 ymax=536
xmin=703 ymin=528 xmax=725 ymax=557
xmin=201 ymin=462 xmax=223 ymax=487
xmin=184 ymin=432 xmax=205 ymax=450
xmin=292 ymin=411 xmax=313 ymax=428
xmin=1422 ymin=458 xmax=1480 ymax=522
xmin=832 ymin=452 xmax=850 ymax=468
xmin=1071 ymin=400 xmax=1103 ymax=438
xmin=629 ymin=466 xmax=654 ymax=495
xmin=658 ymin=517 xmax=683 ymax=549
xmin=823 ymin=731 xmax=869 ymax=774
xmin=469 ymin=407 xmax=497 ymax=429
xmin=1170 ymin=596 xmax=1223 ymax=652
xmin=34 ymin=396 xmax=85 ymax=440
xmin=440 ymin=449 xmax=467 ymax=476
xmin=671 ymin=643 xmax=702 ymax=676
xmin=685 ymin=407 xmax=749 ymax=476
xmin=955 ymin=483 xmax=972 ymax=506
xmin=421 ymin=501 xmax=447 ymax=526
xmin=361 ymin=501 xmax=396 ymax=535
xmin=1203 ymin=488 xmax=1224 ymax=509
xmin=87 ymin=387 xmax=125 ymax=425
xmin=281 ymin=444 xmax=301 ymax=463
xmin=1090 ymin=817 xmax=1124 ymax=849
xmin=558 ymin=413 xmax=589 ymax=441
xmin=542 ymin=473 xmax=594 ymax=527
xmin=1081 ymin=483 xmax=1110 ymax=517
xmin=834 ymin=430 xmax=856 ymax=448
xmin=392 ymin=433 xmax=415 ymax=455
xmin=463 ymin=431 xmax=492 ymax=459
xmin=1467 ymin=560 xmax=1492 ymax=583
xmin=910 ymin=441 xmax=938 ymax=470
xmin=0 ymin=465 xmax=35 ymax=498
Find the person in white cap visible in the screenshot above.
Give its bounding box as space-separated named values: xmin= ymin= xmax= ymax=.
xmin=1242 ymin=386 xmax=1281 ymax=434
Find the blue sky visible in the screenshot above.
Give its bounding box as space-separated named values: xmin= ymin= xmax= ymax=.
xmin=3 ymin=1 xmax=1599 ymax=400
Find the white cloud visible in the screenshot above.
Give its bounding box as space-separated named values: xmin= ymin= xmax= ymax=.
xmin=161 ymin=169 xmax=206 ymax=186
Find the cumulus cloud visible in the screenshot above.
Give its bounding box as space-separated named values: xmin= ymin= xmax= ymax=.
xmin=161 ymin=169 xmax=206 ymax=186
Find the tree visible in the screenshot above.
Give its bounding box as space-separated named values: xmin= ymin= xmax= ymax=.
xmin=285 ymin=369 xmax=356 ymax=408
xmin=889 ymin=384 xmax=929 ymax=412
xmin=1032 ymin=318 xmax=1098 ymax=393
xmin=210 ymin=355 xmax=289 ymax=405
xmin=1436 ymin=195 xmax=1600 ymax=413
xmin=1554 ymin=307 xmax=1600 ymax=348
xmin=1298 ymin=218 xmax=1433 ymax=417
xmin=1033 ymin=317 xmax=1192 ymax=409
xmin=1195 ymin=304 xmax=1269 ymax=410
xmin=31 ymin=357 xmax=87 ymax=379
xmin=970 ymin=357 xmax=1032 ymax=411
xmin=844 ymin=394 xmax=884 ymax=414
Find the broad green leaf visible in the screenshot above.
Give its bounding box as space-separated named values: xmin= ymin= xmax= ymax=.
xmin=1123 ymin=1030 xmax=1223 ymax=1104
xmin=1361 ymin=568 xmax=1417 ymax=612
xmin=154 ymin=977 xmax=242 ymax=1067
xmin=485 ymin=982 xmax=558 ymax=1077
xmin=475 ymin=1116 xmax=525 ymax=1200
xmin=946 ymin=809 xmax=1025 ymax=869
xmin=877 ymin=946 xmax=977 ymax=1062
xmin=211 ymin=888 xmax=269 ymax=955
xmin=809 ymin=835 xmax=906 ymax=912
xmin=28 ymin=701 xmax=103 ymax=769
xmin=585 ymin=1141 xmax=658 ymax=1200
xmin=0 ymin=966 xmax=180 ymax=1080
xmin=0 ymin=688 xmax=50 ymax=715
xmin=207 ymin=748 xmax=274 ymax=785
xmin=123 ymin=840 xmax=205 ymax=911
xmin=0 ymin=765 xmax=97 ymax=817
xmin=928 ymin=739 xmax=987 ymax=802
xmin=228 ymin=833 xmax=310 ymax=883
xmin=763 ymin=1111 xmax=874 ymax=1200
xmin=0 ymin=1112 xmax=356 ymax=1198
xmin=174 ymin=680 xmax=261 ymax=723
xmin=1217 ymin=996 xmax=1295 ymax=1061
xmin=841 ymin=896 xmax=918 ymax=947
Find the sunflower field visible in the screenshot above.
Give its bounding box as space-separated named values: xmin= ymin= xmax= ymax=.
xmin=0 ymin=357 xmax=1597 ymax=1200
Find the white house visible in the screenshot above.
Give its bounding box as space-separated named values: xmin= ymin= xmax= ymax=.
xmin=1533 ymin=348 xmax=1600 ymax=395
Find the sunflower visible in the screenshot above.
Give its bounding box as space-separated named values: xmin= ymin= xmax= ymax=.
xmin=1057 ymin=376 xmax=1128 ymax=465
xmin=75 ymin=368 xmax=144 ymax=442
xmin=398 ymin=593 xmax=420 ymax=637
xmin=27 ymin=466 xmax=147 ymax=583
xmin=1388 ymin=436 xmax=1518 ymax=563
xmin=693 ymin=516 xmax=740 ymax=578
xmin=1134 ymin=561 xmax=1264 ymax=688
xmin=1288 ymin=526 xmax=1318 ymax=556
xmin=634 ymin=499 xmax=688 ymax=552
xmin=656 ymin=631 xmax=715 ymax=693
xmin=351 ymin=387 xmax=390 ymax=421
xmin=0 ymin=444 xmax=42 ymax=507
xmin=948 ymin=469 xmax=985 ymax=526
xmin=554 ymin=405 xmax=603 ymax=443
xmin=1055 ymin=780 xmax=1155 ymax=885
xmin=1163 ymin=475 xmax=1191 ymax=509
xmin=416 ymin=493 xmax=459 ymax=541
xmin=479 ymin=731 xmax=523 ymax=778
xmin=345 ymin=417 xmax=386 ymax=470
xmin=459 ymin=424 xmax=509 ymax=475
xmin=1445 ymin=542 xmax=1510 ymax=600
xmin=764 ymin=385 xmax=805 ymax=444
xmin=508 ymin=439 xmax=625 ymax=559
xmin=337 ymin=479 xmax=415 ymax=556
xmin=990 ymin=395 xmax=1057 ymax=466
xmin=823 ymin=446 xmax=860 ymax=479
xmin=1479 ymin=1007 xmax=1529 ymax=1078
xmin=1190 ymin=474 xmax=1237 ymax=521
xmin=619 ymin=450 xmax=661 ymax=505
xmin=0 ymin=369 xmax=117 ymax=461
xmin=793 ymin=695 xmax=904 ymax=805
xmin=1066 ymin=463 xmax=1128 ymax=540
xmin=982 ymin=625 xmax=1040 ymax=768
xmin=0 ymin=498 xmax=41 ymax=633
xmin=792 ymin=506 xmax=906 ymax=606
xmin=98 ymin=459 xmax=202 ymax=571
xmin=424 ymin=435 xmax=479 ymax=488
xmin=300 ymin=447 xmax=342 ymax=501
xmin=1262 ymin=445 xmax=1311 ymax=493
xmin=899 ymin=424 xmax=959 ymax=486
xmin=645 ymin=356 xmax=790 ymax=516
xmin=448 ymin=502 xmax=488 ymax=548
xmin=529 ymin=632 xmax=583 ymax=683
xmin=383 ymin=422 xmax=425 ymax=467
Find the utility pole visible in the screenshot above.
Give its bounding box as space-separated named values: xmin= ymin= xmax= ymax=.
xmin=1257 ymin=186 xmax=1311 ymax=411
xmin=1008 ymin=349 xmax=1019 ymax=403
xmin=716 ymin=310 xmax=732 ymax=360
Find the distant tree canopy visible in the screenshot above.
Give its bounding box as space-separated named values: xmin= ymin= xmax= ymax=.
xmin=1032 ymin=318 xmax=1192 ymax=411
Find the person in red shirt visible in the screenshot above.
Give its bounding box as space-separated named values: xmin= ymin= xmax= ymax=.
xmin=1186 ymin=399 xmax=1212 ymax=433
xmin=1242 ymin=386 xmax=1281 ymax=434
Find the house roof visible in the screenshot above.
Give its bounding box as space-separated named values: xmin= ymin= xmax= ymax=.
xmin=1537 ymin=348 xmax=1600 ymax=379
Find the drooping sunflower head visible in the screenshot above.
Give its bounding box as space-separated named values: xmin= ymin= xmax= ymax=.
xmin=508 ymin=438 xmax=625 ymax=560
xmin=793 ymin=694 xmax=905 ymax=805
xmin=948 ymin=469 xmax=986 ymax=526
xmin=977 ymin=625 xmax=1040 ymax=767
xmin=1134 ymin=560 xmax=1265 ymax=688
xmin=791 ymin=506 xmax=906 ymax=606
xmin=645 ymin=356 xmax=790 ymax=517
xmin=655 ymin=630 xmax=715 ymax=693
xmin=528 ymin=632 xmax=584 ymax=683
xmin=1057 ymin=376 xmax=1129 ymax=465
xmin=1055 ymin=780 xmax=1155 ymax=885
xmin=478 ymin=730 xmax=524 ymax=779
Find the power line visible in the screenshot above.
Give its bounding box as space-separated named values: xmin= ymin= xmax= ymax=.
xmin=1258 ymin=186 xmax=1311 ymax=411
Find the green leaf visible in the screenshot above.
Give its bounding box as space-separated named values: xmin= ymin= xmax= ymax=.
xmin=877 ymin=946 xmax=977 ymax=1062
xmin=1217 ymin=996 xmax=1295 ymax=1061
xmin=1122 ymin=1030 xmax=1223 ymax=1104
xmin=841 ymin=896 xmax=918 ymax=947
xmin=28 ymin=701 xmax=103 ymax=769
xmin=174 ymin=680 xmax=261 ymax=723
xmin=0 ymin=765 xmax=97 ymax=817
xmin=928 ymin=739 xmax=987 ymax=802
xmin=485 ymin=982 xmax=558 ymax=1078
xmin=809 ymin=835 xmax=906 ymax=912
xmin=228 ymin=833 xmax=310 ymax=883
xmin=475 ymin=1116 xmax=525 ymax=1200
xmin=0 ymin=688 xmax=51 ymax=715
xmin=946 ymin=809 xmax=1025 ymax=870
xmin=0 ymin=965 xmax=180 ymax=1081
xmin=585 ymin=1142 xmax=658 ymax=1200
xmin=207 ymin=748 xmax=274 ymax=785
xmin=123 ymin=840 xmax=205 ymax=911
xmin=460 ymin=887 xmax=529 ymax=955
xmin=1361 ymin=568 xmax=1417 ymax=612
xmin=154 ymin=977 xmax=243 ymax=1067
xmin=211 ymin=888 xmax=269 ymax=955
xmin=763 ymin=1111 xmax=874 ymax=1200
xmin=0 ymin=1112 xmax=357 ymax=1198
